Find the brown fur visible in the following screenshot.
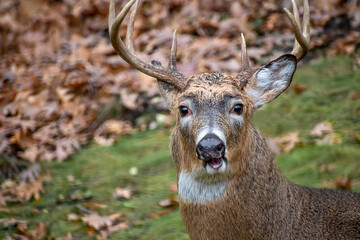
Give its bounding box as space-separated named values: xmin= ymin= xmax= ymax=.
xmin=164 ymin=71 xmax=360 ymax=240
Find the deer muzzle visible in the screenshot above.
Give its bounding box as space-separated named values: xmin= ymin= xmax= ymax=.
xmin=196 ymin=133 xmax=226 ymax=170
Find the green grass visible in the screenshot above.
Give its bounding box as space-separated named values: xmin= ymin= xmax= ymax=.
xmin=1 ymin=55 xmax=360 ymax=239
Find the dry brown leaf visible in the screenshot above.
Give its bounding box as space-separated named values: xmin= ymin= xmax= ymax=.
xmin=54 ymin=232 xmax=74 ymax=240
xmin=27 ymin=223 xmax=48 ymax=239
xmin=0 ymin=218 xmax=27 ymax=227
xmin=108 ymin=221 xmax=129 ymax=233
xmin=310 ymin=121 xmax=334 ymax=137
xmin=83 ymin=201 xmax=108 ymax=210
xmin=273 ymin=132 xmax=300 ymax=153
xmin=18 ymin=144 xmax=39 ymax=163
xmin=108 ymin=212 xmax=123 ymax=222
xmin=67 ymin=213 xmax=81 ymax=222
xmin=114 ymin=187 xmax=132 ymax=200
xmin=354 ymin=134 xmax=360 ymax=144
xmin=93 ymin=134 xmax=115 ymax=146
xmin=16 ymin=174 xmax=51 ymax=202
xmin=120 ymin=89 xmax=139 ymax=110
xmin=158 ymin=194 xmax=178 ymax=208
xmin=291 ymin=84 xmax=307 ymax=95
xmin=333 ymin=176 xmax=352 ymax=191
xmin=82 ymin=214 xmax=113 ymax=230
xmin=55 ymin=138 xmax=80 ymax=162
xmin=17 ymin=163 xmax=41 ymax=182
xmin=261 ymin=13 xmax=281 ymax=31
xmin=149 ymin=195 xmax=179 ymax=219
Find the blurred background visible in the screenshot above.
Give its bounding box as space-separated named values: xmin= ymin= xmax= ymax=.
xmin=0 ymin=0 xmax=359 ymax=239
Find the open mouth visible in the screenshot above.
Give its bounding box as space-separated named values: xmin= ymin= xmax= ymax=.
xmin=206 ymin=157 xmax=226 ymax=170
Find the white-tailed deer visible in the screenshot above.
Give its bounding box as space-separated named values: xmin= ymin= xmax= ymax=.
xmin=108 ymin=0 xmax=360 ymax=239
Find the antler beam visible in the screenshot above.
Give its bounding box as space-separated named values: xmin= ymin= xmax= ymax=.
xmin=284 ymin=0 xmax=310 ymax=62
xmin=108 ymin=0 xmax=186 ymax=90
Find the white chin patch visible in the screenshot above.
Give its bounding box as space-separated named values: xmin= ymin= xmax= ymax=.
xmin=178 ymin=171 xmax=228 ymax=203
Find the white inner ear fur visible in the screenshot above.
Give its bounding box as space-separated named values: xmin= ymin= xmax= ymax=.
xmin=247 ymin=57 xmax=296 ymax=109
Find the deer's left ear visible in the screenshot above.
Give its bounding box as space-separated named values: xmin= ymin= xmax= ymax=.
xmin=245 ymin=54 xmax=297 ymax=109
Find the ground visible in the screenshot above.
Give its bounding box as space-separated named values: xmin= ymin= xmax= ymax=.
xmin=1 ymin=55 xmax=360 ymax=239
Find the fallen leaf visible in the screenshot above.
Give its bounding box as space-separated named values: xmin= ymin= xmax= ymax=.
xmin=27 ymin=222 xmax=48 ymax=239
xmin=158 ymin=194 xmax=178 ymax=208
xmin=120 ymin=89 xmax=139 ymax=110
xmin=273 ymin=132 xmax=300 ymax=153
xmin=108 ymin=221 xmax=129 ymax=233
xmin=310 ymin=121 xmax=333 ymax=137
xmin=0 ymin=218 xmax=27 ymax=227
xmin=83 ymin=201 xmax=107 ymax=210
xmin=149 ymin=195 xmax=179 ymax=220
xmin=81 ymin=214 xmax=112 ymax=230
xmin=291 ymin=84 xmax=307 ymax=95
xmin=333 ymin=176 xmax=352 ymax=191
xmin=353 ymin=133 xmax=360 ymax=144
xmin=16 ymin=174 xmax=51 ymax=202
xmin=17 ymin=163 xmax=41 ymax=182
xmin=67 ymin=213 xmax=80 ymax=222
xmin=114 ymin=187 xmax=132 ymax=200
xmin=108 ymin=212 xmax=123 ymax=222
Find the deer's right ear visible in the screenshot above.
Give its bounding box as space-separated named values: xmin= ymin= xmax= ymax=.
xmin=157 ymin=80 xmax=180 ymax=107
xmin=245 ymin=54 xmax=297 ymax=109
xmin=151 ymin=60 xmax=181 ymax=108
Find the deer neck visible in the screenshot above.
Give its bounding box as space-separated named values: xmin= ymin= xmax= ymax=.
xmin=172 ymin=124 xmax=289 ymax=204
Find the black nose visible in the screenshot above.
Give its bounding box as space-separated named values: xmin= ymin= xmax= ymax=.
xmin=196 ymin=133 xmax=225 ymax=161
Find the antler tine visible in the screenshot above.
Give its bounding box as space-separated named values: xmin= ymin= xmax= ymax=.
xmin=303 ymin=0 xmax=310 ymax=42
xmin=108 ymin=0 xmax=186 ymax=90
xmin=108 ymin=0 xmax=116 ymax=33
xmin=284 ymin=0 xmax=310 ymax=62
xmin=125 ymin=0 xmax=140 ymax=53
xmin=169 ymin=29 xmax=177 ymax=71
xmin=240 ymin=33 xmax=250 ymax=71
xmin=292 ymin=0 xmax=301 ymax=28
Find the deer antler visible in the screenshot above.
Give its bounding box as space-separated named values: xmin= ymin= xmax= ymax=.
xmin=240 ymin=33 xmax=250 ymax=72
xmin=284 ymin=0 xmax=310 ymax=62
xmin=108 ymin=0 xmax=186 ymax=90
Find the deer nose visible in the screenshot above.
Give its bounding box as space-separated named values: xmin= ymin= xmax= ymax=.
xmin=196 ymin=133 xmax=225 ymax=161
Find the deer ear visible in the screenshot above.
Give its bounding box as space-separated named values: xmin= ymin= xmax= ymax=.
xmin=158 ymin=80 xmax=180 ymax=107
xmin=245 ymin=54 xmax=297 ymax=109
xmin=151 ymin=60 xmax=182 ymax=109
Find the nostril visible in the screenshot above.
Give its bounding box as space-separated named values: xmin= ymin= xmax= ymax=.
xmin=216 ymin=143 xmax=224 ymax=152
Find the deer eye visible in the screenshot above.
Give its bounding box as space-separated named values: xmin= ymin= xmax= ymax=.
xmin=179 ymin=105 xmax=191 ymax=117
xmin=231 ymin=104 xmax=243 ymax=115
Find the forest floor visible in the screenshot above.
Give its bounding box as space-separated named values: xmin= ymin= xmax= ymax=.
xmin=1 ymin=55 xmax=360 ymax=239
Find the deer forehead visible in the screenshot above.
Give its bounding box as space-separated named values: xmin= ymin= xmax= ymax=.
xmin=178 ymin=73 xmax=249 ymax=106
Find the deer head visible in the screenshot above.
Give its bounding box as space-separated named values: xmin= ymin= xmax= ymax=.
xmin=108 ymin=0 xmax=310 ymax=182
